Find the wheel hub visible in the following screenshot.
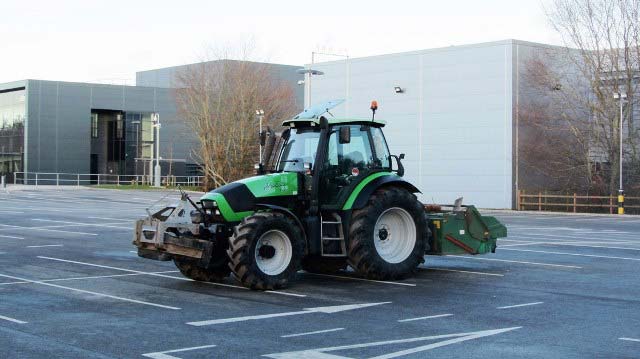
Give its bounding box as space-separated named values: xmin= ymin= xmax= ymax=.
xmin=258 ymin=244 xmax=276 ymax=259
xmin=378 ymin=227 xmax=389 ymax=241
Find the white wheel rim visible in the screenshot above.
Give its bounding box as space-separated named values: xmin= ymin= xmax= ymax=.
xmin=255 ymin=230 xmax=292 ymax=276
xmin=373 ymin=207 xmax=417 ymax=264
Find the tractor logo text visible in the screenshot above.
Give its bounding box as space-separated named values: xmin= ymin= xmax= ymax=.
xmin=264 ymin=182 xmax=289 ymax=193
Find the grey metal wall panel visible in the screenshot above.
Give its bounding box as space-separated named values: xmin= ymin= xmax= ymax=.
xmin=20 ymin=80 xmax=196 ymax=176
xmin=136 ymin=60 xmax=305 ymax=109
xmin=309 ymin=41 xmax=514 ymax=208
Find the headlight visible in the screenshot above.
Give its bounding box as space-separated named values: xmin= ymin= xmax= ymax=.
xmin=201 ymin=200 xmax=217 ymax=209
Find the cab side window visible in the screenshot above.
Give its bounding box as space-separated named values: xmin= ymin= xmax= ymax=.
xmin=337 ymin=125 xmax=373 ymax=175
xmin=320 ymin=125 xmax=381 ymax=206
xmin=370 ymin=127 xmax=391 ymax=168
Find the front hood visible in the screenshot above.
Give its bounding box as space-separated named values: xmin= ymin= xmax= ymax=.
xmin=235 ymin=172 xmax=299 ymax=198
xmin=199 ymin=172 xmax=299 ymax=222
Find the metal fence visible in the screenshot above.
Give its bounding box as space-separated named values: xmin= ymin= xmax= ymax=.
xmin=13 ymin=172 xmax=204 ymax=188
xmin=517 ymin=190 xmax=640 ymax=214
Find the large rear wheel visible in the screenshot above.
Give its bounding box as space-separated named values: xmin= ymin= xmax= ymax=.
xmin=348 ymin=186 xmax=428 ymax=280
xmin=228 ymin=212 xmax=304 ymax=290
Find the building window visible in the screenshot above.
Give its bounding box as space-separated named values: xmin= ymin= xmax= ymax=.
xmin=116 ymin=113 xmax=124 ymax=139
xmin=91 ymin=113 xmax=98 ymax=138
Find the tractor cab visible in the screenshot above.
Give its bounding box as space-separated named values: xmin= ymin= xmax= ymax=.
xmin=278 ymin=100 xmax=400 ymax=210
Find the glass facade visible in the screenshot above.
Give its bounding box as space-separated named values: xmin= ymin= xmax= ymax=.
xmin=89 ymin=110 xmax=155 ymax=177
xmin=125 ymin=112 xmax=155 ymax=175
xmin=0 ymin=89 xmax=26 ymax=180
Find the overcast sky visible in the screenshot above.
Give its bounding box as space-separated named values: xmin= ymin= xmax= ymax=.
xmin=1 ymin=0 xmax=561 ymax=85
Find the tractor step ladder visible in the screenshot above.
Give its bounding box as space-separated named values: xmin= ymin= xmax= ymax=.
xmin=320 ymin=213 xmax=346 ymax=257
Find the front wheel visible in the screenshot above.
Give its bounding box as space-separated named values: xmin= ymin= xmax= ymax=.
xmin=227 ymin=212 xmax=304 ymax=290
xmin=174 ymin=259 xmax=230 ymax=282
xmin=348 ymin=186 xmax=428 ymax=280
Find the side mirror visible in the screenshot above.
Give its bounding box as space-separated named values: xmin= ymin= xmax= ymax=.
xmin=339 ymin=126 xmax=351 ymax=144
xmin=390 ymin=154 xmax=405 ymax=177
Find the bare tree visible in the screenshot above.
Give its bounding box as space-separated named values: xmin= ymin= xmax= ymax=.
xmin=524 ymin=0 xmax=640 ymax=195
xmin=174 ymin=47 xmax=297 ymax=189
xmin=519 ymin=51 xmax=596 ymax=193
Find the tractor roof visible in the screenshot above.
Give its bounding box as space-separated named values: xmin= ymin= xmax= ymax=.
xmin=281 ymin=99 xmax=386 ymax=127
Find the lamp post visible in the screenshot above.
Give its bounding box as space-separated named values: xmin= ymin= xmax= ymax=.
xmin=152 ymin=113 xmax=161 ymax=187
xmin=613 ymin=92 xmax=627 ymax=214
xmin=256 ymin=109 xmax=264 ymax=165
xmin=296 ymin=68 xmax=325 ymax=108
xmin=131 ymin=120 xmax=141 ymax=181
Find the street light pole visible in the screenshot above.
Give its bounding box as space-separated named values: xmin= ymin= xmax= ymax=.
xmin=296 ymin=68 xmax=325 ymax=108
xmin=614 ymin=92 xmax=627 ymax=214
xmin=256 ymin=109 xmax=264 ymax=165
xmin=152 ymin=113 xmax=161 ymax=187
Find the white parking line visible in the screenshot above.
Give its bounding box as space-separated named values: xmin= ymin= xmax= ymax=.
xmin=0 ymin=314 xmax=28 ymax=324
xmin=424 ymin=267 xmax=504 ymax=276
xmin=264 ymin=327 xmax=522 ymax=358
xmin=500 ymin=248 xmax=640 ymax=261
xmin=87 ymin=216 xmax=132 ymax=222
xmin=0 ymin=234 xmax=24 ymax=239
xmin=281 ymin=327 xmax=345 ymax=338
xmin=32 ymin=219 xmax=131 ymax=230
xmin=0 ymin=271 xmax=180 ymax=286
xmin=497 ymin=302 xmax=543 ymax=309
xmin=156 ymin=274 xmax=307 ymax=298
xmin=511 ymin=232 xmax=640 ymax=241
xmin=398 ymin=313 xmax=453 ymax=322
xmin=0 ymin=224 xmax=98 ymax=236
xmin=26 ymin=244 xmax=64 ymax=248
xmin=303 ymin=272 xmax=417 ymax=286
xmin=142 ymin=344 xmax=217 ymax=359
xmin=37 ymin=256 xmax=305 ymax=297
xmin=188 ymin=302 xmax=390 ymax=326
xmin=502 ymin=241 xmax=640 ymax=251
xmin=0 ymin=273 xmax=180 ymax=310
xmin=447 ymin=255 xmax=582 ymax=269
xmin=619 ymin=337 xmax=640 ymax=342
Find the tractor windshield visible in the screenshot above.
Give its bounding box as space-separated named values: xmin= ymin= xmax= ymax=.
xmin=278 ymin=128 xmax=321 ymax=172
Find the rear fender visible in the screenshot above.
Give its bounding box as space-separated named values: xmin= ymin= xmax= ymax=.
xmin=346 ymin=175 xmax=421 ymax=210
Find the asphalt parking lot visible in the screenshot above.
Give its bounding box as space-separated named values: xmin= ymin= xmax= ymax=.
xmin=1 ymin=187 xmax=639 ymax=358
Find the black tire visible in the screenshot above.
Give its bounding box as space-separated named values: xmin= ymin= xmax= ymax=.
xmin=347 ymin=186 xmax=428 ymax=280
xmin=228 ymin=212 xmax=304 ymax=290
xmin=301 ymin=256 xmax=348 ymax=274
xmin=174 ymin=258 xmax=230 ymax=282
xmin=170 ymin=229 xmax=230 ymax=282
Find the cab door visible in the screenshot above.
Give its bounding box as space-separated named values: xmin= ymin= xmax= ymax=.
xmin=319 ymin=124 xmax=380 ymax=209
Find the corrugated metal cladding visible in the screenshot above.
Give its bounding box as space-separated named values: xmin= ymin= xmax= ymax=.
xmin=308 ymin=40 xmax=515 ymax=209
xmin=24 ymin=80 xmax=183 ymax=174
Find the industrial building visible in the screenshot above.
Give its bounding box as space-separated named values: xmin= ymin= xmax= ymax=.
xmin=2 ymin=40 xmax=582 ymax=208
xmin=0 ymin=61 xmax=303 ymax=185
xmin=305 ymin=39 xmax=567 ymax=209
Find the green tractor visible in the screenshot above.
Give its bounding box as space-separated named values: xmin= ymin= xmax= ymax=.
xmin=134 ymin=100 xmax=507 ymax=290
